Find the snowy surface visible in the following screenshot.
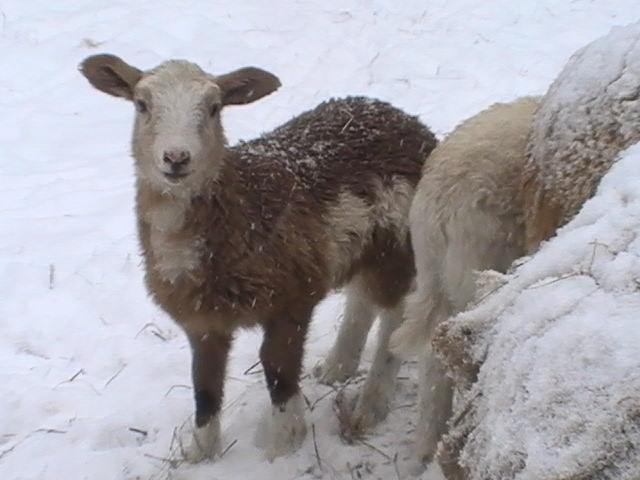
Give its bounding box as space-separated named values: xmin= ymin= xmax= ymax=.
xmin=1 ymin=2 xmax=638 ymax=479
xmin=437 ymin=143 xmax=640 ymax=479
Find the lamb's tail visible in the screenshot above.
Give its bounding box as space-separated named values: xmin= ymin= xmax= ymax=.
xmin=390 ymin=288 xmax=449 ymax=360
xmin=390 ymin=212 xmax=449 ymax=360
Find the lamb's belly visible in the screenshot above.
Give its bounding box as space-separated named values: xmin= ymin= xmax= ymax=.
xmin=324 ymin=182 xmax=414 ymax=284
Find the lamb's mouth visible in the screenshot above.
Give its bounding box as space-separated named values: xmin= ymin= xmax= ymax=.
xmin=163 ymin=171 xmax=190 ymax=182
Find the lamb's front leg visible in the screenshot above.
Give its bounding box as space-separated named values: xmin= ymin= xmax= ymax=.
xmin=256 ymin=312 xmax=310 ymax=460
xmin=184 ymin=330 xmax=232 ymax=463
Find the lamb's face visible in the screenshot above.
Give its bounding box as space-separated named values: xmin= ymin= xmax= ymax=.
xmin=80 ymin=54 xmax=281 ymax=196
xmin=131 ymin=61 xmax=226 ymax=193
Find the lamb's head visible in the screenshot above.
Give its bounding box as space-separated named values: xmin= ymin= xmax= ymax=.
xmin=80 ymin=54 xmax=281 ymax=194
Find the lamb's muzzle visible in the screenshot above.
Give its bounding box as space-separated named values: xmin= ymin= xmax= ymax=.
xmin=162 ymin=149 xmax=191 ymax=181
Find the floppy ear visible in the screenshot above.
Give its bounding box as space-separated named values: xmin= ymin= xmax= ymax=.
xmin=79 ymin=54 xmax=143 ymax=100
xmin=216 ymin=67 xmax=281 ymax=106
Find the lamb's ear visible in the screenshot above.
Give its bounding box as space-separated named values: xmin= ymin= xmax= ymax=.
xmin=216 ymin=67 xmax=281 ymax=106
xmin=79 ymin=54 xmax=143 ymax=100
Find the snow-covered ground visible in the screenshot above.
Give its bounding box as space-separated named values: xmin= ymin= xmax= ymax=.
xmin=0 ymin=2 xmax=637 ymax=479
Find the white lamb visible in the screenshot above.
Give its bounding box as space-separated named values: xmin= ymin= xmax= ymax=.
xmin=389 ymin=97 xmax=539 ymax=472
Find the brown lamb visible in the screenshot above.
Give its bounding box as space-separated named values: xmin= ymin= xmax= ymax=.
xmin=80 ymin=54 xmax=437 ymax=461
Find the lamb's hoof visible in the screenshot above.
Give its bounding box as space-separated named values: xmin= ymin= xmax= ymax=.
xmin=414 ymin=431 xmax=439 ymax=468
xmin=255 ymin=393 xmax=307 ymax=461
xmin=313 ymin=357 xmax=358 ymax=385
xmin=183 ymin=416 xmax=222 ymax=463
xmin=349 ymin=386 xmax=392 ymax=432
xmin=407 ymin=458 xmax=429 ymax=477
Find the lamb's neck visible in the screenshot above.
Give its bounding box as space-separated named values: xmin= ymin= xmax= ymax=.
xmin=137 ymin=185 xmax=205 ymax=286
xmin=137 ymin=170 xmax=240 ymax=236
xmin=143 ymin=191 xmax=191 ymax=234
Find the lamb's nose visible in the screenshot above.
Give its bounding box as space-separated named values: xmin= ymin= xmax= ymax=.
xmin=163 ymin=150 xmax=191 ymax=169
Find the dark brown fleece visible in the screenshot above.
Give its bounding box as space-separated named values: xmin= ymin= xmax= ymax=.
xmin=140 ymin=97 xmax=435 ymax=328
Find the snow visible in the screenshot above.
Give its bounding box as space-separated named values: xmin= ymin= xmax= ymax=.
xmin=1 ymin=1 xmax=638 ymax=479
xmin=437 ymin=143 xmax=640 ymax=479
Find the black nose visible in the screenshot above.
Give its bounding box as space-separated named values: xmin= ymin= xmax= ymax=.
xmin=163 ymin=150 xmax=191 ymax=171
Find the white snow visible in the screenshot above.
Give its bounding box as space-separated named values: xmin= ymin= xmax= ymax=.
xmin=1 ymin=2 xmax=638 ymax=479
xmin=439 ymin=143 xmax=640 ymax=479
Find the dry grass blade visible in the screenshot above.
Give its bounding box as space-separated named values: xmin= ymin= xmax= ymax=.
xmin=393 ymin=452 xmax=402 ymax=480
xmin=309 ymin=387 xmax=339 ymax=411
xmin=164 ymin=384 xmax=191 ymax=397
xmin=144 ymin=452 xmax=181 ymax=468
xmin=358 ymin=439 xmax=392 ymax=462
xmin=311 ymin=376 xmax=355 ymax=412
xmin=0 ymin=428 xmax=67 ymax=461
xmin=451 ymin=390 xmax=482 ymax=427
xmin=104 ymin=364 xmax=126 ymax=388
xmin=135 ymin=322 xmax=168 ymax=341
xmin=243 ymin=359 xmax=262 ymax=375
xmin=527 ymin=272 xmax=580 ymax=289
xmin=340 ymin=108 xmax=355 ymax=133
xmin=311 ymin=423 xmax=322 ymax=470
xmin=220 ymin=439 xmax=238 ymax=458
xmin=54 ymin=368 xmax=85 ymax=388
xmin=334 ymin=389 xmax=368 ymax=445
xmin=34 ymin=428 xmax=66 ymax=434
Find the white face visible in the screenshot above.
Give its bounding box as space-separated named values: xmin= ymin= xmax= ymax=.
xmin=131 ymin=61 xmax=227 ymax=194
xmin=81 ymin=54 xmax=281 ymax=196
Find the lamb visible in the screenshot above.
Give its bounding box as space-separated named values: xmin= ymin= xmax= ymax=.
xmin=79 ymin=54 xmax=437 ymax=462
xmin=388 ymin=97 xmax=539 ymax=473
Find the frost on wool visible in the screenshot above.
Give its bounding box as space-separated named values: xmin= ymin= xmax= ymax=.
xmin=434 ymin=143 xmax=640 ymax=480
xmin=523 ymin=21 xmax=640 ymax=251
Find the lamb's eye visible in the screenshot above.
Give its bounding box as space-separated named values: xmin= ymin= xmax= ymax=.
xmin=209 ymin=103 xmax=221 ymax=117
xmin=135 ymin=99 xmax=148 ymax=113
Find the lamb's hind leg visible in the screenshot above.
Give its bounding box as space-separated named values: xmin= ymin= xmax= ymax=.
xmin=348 ymin=225 xmax=416 ymax=432
xmin=350 ymin=300 xmax=404 ymax=431
xmin=256 ymin=307 xmax=311 ymax=460
xmin=314 ymin=275 xmax=376 ymax=384
xmin=415 ymin=344 xmax=453 ymax=465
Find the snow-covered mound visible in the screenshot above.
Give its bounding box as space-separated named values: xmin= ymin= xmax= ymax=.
xmin=524 ymin=21 xmax=640 ymax=249
xmin=435 ymin=143 xmax=640 ymax=480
